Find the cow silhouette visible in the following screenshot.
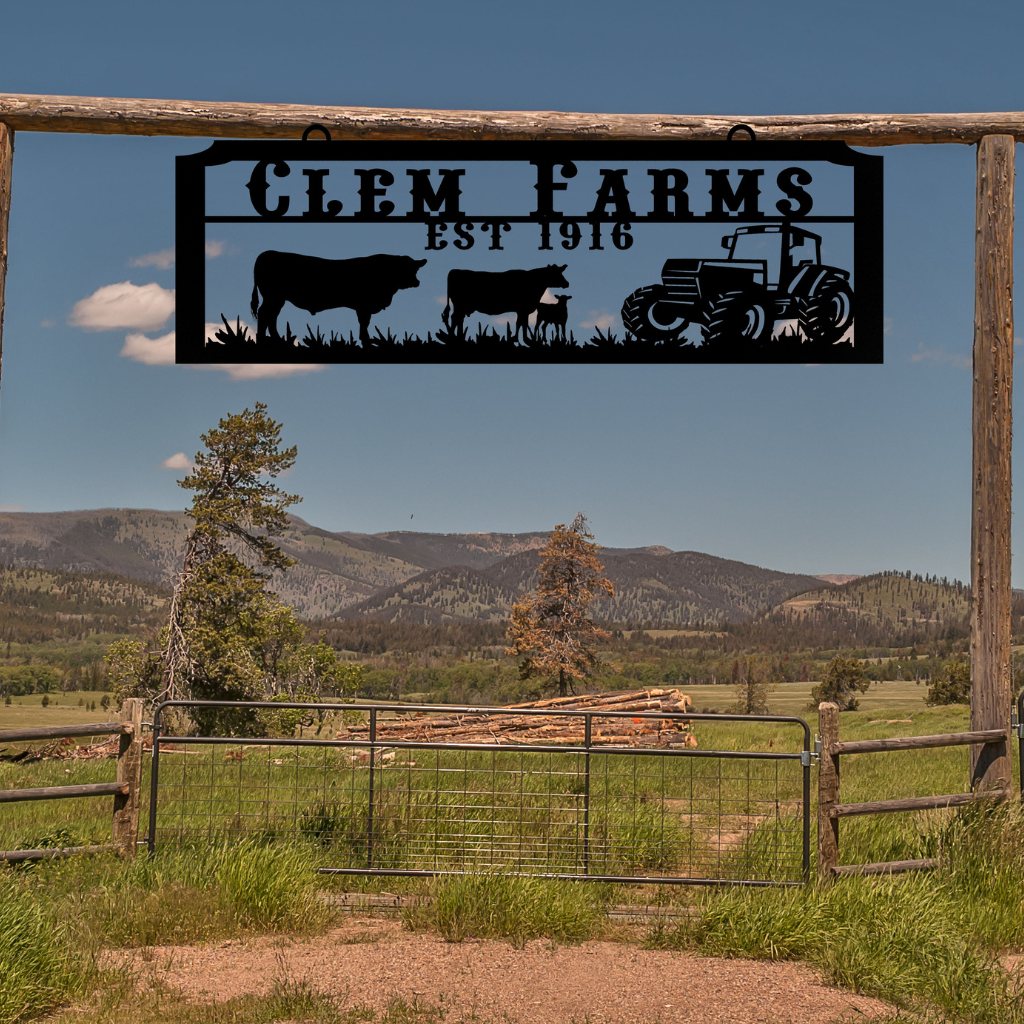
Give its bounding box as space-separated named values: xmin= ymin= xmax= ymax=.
xmin=535 ymin=294 xmax=572 ymax=341
xmin=251 ymin=251 xmax=427 ymax=344
xmin=442 ymin=264 xmax=569 ymax=340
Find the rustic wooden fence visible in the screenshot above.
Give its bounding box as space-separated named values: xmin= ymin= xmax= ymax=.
xmin=0 ymin=698 xmax=144 ymax=862
xmin=816 ymin=700 xmax=1010 ymax=879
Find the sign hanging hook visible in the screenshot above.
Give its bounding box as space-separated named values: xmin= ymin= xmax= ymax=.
xmin=726 ymin=123 xmax=757 ymax=142
xmin=301 ymin=123 xmax=332 ymax=142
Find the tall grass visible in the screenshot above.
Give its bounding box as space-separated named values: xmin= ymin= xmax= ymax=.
xmin=57 ymin=839 xmax=331 ymax=949
xmin=404 ymin=874 xmax=605 ymax=947
xmin=0 ymin=839 xmax=334 ymax=1024
xmin=646 ymin=803 xmax=1024 ymax=1023
xmin=0 ymin=879 xmax=86 ymax=1024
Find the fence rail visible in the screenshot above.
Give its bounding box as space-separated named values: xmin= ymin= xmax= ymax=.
xmin=818 ymin=702 xmax=1010 ymax=879
xmin=0 ymin=699 xmax=144 ymax=860
xmin=150 ymin=699 xmax=811 ymax=887
xmin=0 ymin=723 xmax=132 ymax=742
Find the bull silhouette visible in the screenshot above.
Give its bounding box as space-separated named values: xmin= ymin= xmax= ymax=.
xmin=442 ymin=264 xmax=570 ymax=340
xmin=251 ymin=251 xmax=427 ymax=344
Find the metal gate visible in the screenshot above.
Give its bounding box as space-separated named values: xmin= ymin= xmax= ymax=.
xmin=148 ymin=699 xmax=811 ymax=886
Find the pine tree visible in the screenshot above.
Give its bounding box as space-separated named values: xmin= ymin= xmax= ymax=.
xmin=505 ymin=513 xmax=614 ymax=697
xmin=107 ymin=404 xmax=358 ymax=735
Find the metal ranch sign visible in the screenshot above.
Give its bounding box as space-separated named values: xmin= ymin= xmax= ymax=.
xmin=175 ymin=132 xmax=882 ymax=364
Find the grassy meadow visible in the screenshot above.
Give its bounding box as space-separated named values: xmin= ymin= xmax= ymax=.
xmin=3 ymin=679 xmax=1024 ymax=1024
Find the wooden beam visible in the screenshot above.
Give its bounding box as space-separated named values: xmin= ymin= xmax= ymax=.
xmin=0 ymin=844 xmax=119 ymax=863
xmin=971 ymin=134 xmax=1014 ymax=794
xmin=817 ymin=702 xmax=839 ymax=881
xmin=0 ymin=123 xmax=11 ymax=391
xmin=831 ymin=788 xmax=1009 ymax=818
xmin=0 ymin=722 xmax=128 ymax=742
xmin=831 ymin=728 xmax=1007 ymax=755
xmin=832 ymin=858 xmax=939 ymax=877
xmin=3 ymin=94 xmax=1024 ymax=144
xmin=0 ymin=781 xmax=128 ymax=803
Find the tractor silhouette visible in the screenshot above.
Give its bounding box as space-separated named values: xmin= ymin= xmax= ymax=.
xmin=620 ymin=225 xmax=853 ymax=348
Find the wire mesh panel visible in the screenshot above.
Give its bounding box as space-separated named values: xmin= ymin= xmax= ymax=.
xmin=149 ymin=700 xmax=810 ymax=885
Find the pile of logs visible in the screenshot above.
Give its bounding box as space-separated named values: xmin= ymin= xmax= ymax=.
xmin=336 ymin=689 xmax=697 ymax=749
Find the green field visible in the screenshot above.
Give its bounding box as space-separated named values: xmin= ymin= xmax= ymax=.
xmin=0 ymin=681 xmax=1004 ymax=878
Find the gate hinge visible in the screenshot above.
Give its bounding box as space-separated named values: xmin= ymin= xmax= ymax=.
xmin=1012 ymin=711 xmax=1024 ymax=740
xmin=801 ymin=750 xmax=813 ymax=767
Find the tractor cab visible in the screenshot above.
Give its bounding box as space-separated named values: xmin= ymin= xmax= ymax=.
xmin=722 ymin=225 xmax=822 ymax=292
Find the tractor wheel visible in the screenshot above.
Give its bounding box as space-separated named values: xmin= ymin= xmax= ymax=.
xmin=703 ymin=289 xmax=771 ymax=348
xmin=621 ymin=285 xmax=689 ymax=342
xmin=801 ymin=278 xmax=854 ymax=345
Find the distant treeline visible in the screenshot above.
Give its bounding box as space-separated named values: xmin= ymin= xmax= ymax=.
xmin=0 ymin=565 xmax=169 ymax=645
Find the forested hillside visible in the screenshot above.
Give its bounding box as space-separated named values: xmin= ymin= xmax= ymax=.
xmin=0 ymin=509 xmax=818 ymax=625
xmin=773 ymin=571 xmax=974 ymax=644
xmin=0 ymin=564 xmax=169 ymax=656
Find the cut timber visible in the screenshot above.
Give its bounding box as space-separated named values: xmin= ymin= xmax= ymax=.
xmin=831 ymin=788 xmax=1009 ymax=818
xmin=5 ymin=94 xmax=1024 ymax=144
xmin=831 ymin=728 xmax=1006 ymax=755
xmin=832 ymin=858 xmax=939 ymax=877
xmin=0 ymin=781 xmax=128 ymax=803
xmin=336 ymin=689 xmax=696 ymax=749
xmin=0 ymin=722 xmax=128 ymax=742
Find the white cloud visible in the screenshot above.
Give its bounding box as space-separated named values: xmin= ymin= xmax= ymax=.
xmin=161 ymin=452 xmax=194 ymax=471
xmin=910 ymin=342 xmax=970 ymax=370
xmin=122 ymin=330 xmax=176 ymax=365
xmin=129 ymin=249 xmax=175 ymax=270
xmin=120 ymin=328 xmax=324 ymax=379
xmin=71 ymin=281 xmax=175 ymax=331
xmin=580 ymin=311 xmax=616 ymax=330
xmin=39 ymin=318 xmax=55 ymax=328
xmin=127 ymin=241 xmax=223 ymax=269
xmin=0 ymin=503 xmax=25 ymax=512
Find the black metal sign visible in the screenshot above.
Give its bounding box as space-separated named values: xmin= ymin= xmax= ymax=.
xmin=175 ymin=130 xmax=882 ymax=364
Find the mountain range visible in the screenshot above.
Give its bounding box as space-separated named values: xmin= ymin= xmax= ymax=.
xmin=0 ymin=508 xmax=827 ymax=625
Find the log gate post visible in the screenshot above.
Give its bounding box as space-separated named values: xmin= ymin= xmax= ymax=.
xmin=0 ymin=122 xmax=12 ymax=389
xmin=817 ymin=701 xmax=840 ymax=880
xmin=971 ymin=135 xmax=1015 ymax=794
xmin=112 ymin=698 xmax=144 ymax=858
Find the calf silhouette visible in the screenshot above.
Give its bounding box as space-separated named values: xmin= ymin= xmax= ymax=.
xmin=535 ymin=294 xmax=572 ymax=341
xmin=442 ymin=264 xmax=569 ymax=340
xmin=251 ymin=251 xmax=427 ymax=344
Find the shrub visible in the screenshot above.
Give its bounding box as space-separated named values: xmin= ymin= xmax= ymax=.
xmin=808 ymin=655 xmax=867 ymax=711
xmin=927 ymin=658 xmax=970 ymax=706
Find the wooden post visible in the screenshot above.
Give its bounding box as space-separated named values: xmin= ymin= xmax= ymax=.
xmin=0 ymin=122 xmax=13 ymax=390
xmin=971 ymin=134 xmax=1014 ymax=794
xmin=112 ymin=698 xmax=144 ymax=858
xmin=817 ymin=702 xmax=840 ymax=880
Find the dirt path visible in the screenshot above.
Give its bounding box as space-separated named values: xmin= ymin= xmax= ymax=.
xmin=113 ymin=919 xmax=893 ymax=1024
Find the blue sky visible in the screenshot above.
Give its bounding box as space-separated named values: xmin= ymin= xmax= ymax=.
xmin=0 ymin=0 xmax=1020 ymax=582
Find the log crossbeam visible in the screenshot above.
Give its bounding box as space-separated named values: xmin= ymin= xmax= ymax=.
xmin=2 ymin=94 xmax=1024 ymax=144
